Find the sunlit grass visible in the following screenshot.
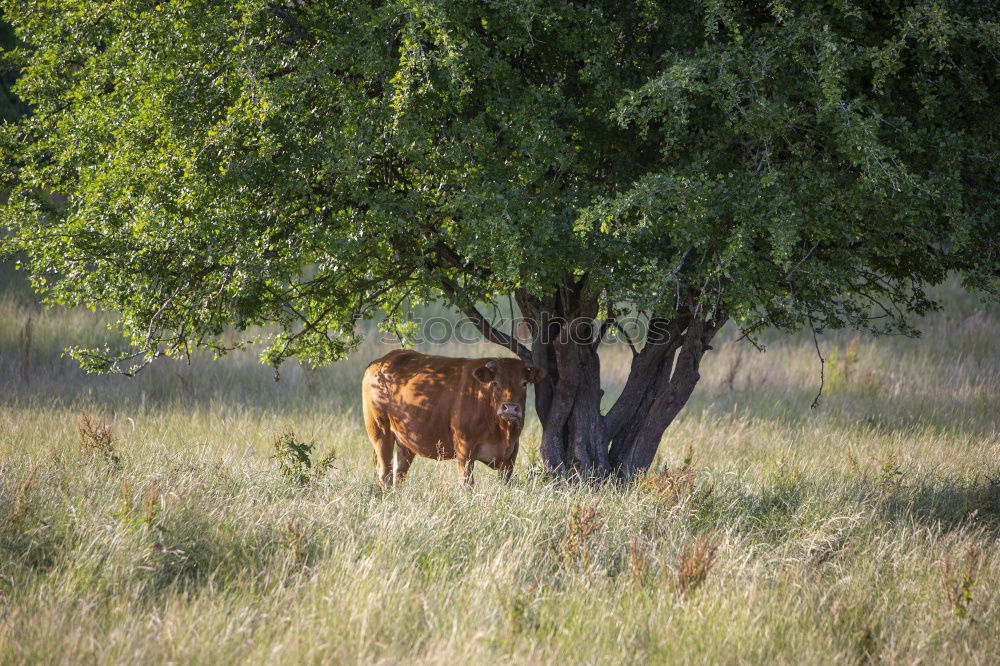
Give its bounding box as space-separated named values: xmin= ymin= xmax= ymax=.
xmin=1 ymin=280 xmax=997 ymax=663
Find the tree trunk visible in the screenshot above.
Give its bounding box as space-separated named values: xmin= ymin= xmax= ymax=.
xmin=516 ymin=286 xmax=723 ymax=480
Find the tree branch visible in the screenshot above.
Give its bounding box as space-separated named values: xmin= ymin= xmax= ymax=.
xmin=604 ymin=310 xmax=690 ymax=440
xmin=808 ymin=314 xmax=824 ymax=409
xmin=269 ymin=6 xmax=314 ymax=44
xmin=599 ymin=318 xmax=639 ymax=356
xmin=440 ymin=277 xmax=530 ymax=361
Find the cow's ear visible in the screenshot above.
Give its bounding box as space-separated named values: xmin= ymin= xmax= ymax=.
xmin=473 ymin=362 xmax=496 ymax=383
xmin=525 ymin=365 xmax=546 ymax=384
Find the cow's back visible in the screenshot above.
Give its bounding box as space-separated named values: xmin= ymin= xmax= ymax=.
xmin=362 ymin=350 xmax=470 ymax=458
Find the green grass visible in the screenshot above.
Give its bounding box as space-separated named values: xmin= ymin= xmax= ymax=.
xmin=1 ymin=280 xmax=998 ymax=663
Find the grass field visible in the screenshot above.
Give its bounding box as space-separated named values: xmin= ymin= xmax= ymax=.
xmin=1 ymin=278 xmax=998 ymax=664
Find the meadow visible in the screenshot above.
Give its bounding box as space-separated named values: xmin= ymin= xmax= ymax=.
xmin=0 ymin=277 xmax=997 ymax=664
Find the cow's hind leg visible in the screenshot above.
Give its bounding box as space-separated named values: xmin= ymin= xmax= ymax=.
xmin=364 ymin=407 xmax=395 ymax=489
xmin=392 ymin=443 xmax=416 ymax=485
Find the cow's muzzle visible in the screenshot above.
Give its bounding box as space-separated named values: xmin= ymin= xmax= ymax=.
xmin=498 ymin=403 xmax=523 ymax=421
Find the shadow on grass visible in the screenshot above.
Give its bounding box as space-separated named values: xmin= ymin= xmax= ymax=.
xmin=687 ymin=471 xmax=1000 ymax=542
xmin=0 ymin=463 xmax=342 ymax=602
xmin=681 ymin=376 xmax=997 ymax=442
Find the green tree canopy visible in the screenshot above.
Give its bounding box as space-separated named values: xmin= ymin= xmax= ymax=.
xmin=2 ymin=0 xmax=998 ymax=477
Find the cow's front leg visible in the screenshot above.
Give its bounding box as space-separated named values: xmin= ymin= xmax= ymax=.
xmin=497 ymin=440 xmax=519 ymax=482
xmin=457 ymin=457 xmax=475 ymax=486
xmin=495 ymin=458 xmax=514 ymax=482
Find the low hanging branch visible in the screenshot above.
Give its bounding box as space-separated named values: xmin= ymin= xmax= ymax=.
xmin=808 ymin=315 xmax=825 ymax=410
xmin=440 ymin=277 xmax=531 ymax=362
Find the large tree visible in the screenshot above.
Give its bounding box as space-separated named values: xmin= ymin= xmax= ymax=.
xmin=2 ymin=1 xmax=997 ymax=478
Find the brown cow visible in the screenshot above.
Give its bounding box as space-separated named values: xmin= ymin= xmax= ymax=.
xmin=362 ymin=350 xmax=546 ymax=487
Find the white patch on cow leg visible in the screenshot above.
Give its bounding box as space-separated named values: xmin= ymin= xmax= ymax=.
xmin=392 ymin=444 xmax=415 ymax=485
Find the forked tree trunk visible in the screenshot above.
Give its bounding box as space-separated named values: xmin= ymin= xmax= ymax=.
xmin=515 ymin=285 xmax=724 ymax=480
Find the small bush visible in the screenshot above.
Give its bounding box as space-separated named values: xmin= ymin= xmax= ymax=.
xmin=78 ymin=411 xmax=121 ymax=468
xmin=272 ymin=431 xmax=336 ymax=486
xmin=876 ymin=449 xmax=903 ymax=488
xmin=674 ymin=534 xmax=719 ymax=596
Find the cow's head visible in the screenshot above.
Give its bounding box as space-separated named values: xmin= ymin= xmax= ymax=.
xmin=473 ymin=359 xmax=546 ymax=424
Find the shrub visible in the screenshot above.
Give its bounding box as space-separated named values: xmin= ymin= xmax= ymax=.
xmin=77 ymin=411 xmax=121 ymax=468
xmin=674 ymin=534 xmax=719 ymax=596
xmin=272 ymin=431 xmax=335 ymax=486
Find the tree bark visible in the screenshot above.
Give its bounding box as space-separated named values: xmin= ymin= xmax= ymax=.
xmin=608 ymin=314 xmax=723 ymax=476
xmin=515 ymin=285 xmax=724 ymax=480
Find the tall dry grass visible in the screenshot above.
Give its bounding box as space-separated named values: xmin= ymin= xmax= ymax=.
xmin=0 ymin=280 xmax=997 ymax=663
